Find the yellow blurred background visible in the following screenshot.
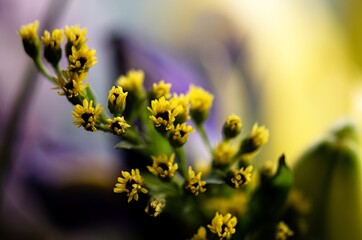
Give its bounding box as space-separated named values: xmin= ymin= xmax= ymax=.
xmin=124 ymin=0 xmax=362 ymax=164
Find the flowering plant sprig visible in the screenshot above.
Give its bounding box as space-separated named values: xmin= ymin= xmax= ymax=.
xmin=19 ymin=21 xmax=296 ymax=240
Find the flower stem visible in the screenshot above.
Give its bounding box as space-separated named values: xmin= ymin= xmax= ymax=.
xmin=34 ymin=57 xmax=56 ymax=83
xmin=123 ymin=128 xmax=144 ymax=145
xmin=194 ymin=122 xmax=213 ymax=153
xmin=174 ymin=147 xmax=188 ymax=179
xmin=55 ymin=64 xmax=63 ymax=77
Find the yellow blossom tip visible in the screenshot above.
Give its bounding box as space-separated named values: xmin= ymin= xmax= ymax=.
xmin=72 ymin=99 xmax=103 ymax=132
xmin=169 ymin=123 xmax=194 ymax=148
xmin=191 ymin=226 xmax=207 ymax=240
xmin=68 ymin=44 xmax=97 ymax=73
xmin=41 ymin=29 xmax=64 ymax=48
xmin=56 ymin=71 xmax=88 ymax=100
xmin=240 ymin=123 xmax=269 ymax=154
xmin=117 ymin=69 xmax=145 ymax=96
xmin=185 ymin=166 xmax=206 ymax=196
xmin=188 ymin=85 xmax=214 ymax=124
xmin=150 ymin=80 xmax=172 ymax=99
xmin=19 ymin=21 xmax=40 ymax=58
xmin=107 ymin=117 xmax=131 ymax=136
xmin=64 ymin=25 xmax=88 ymax=47
xmin=251 ymin=123 xmax=269 ymax=147
xmin=170 ymin=93 xmax=190 ymax=123
xmin=207 ymin=212 xmax=237 ymax=239
xmin=19 ymin=21 xmax=39 ymax=40
xmin=229 ymin=165 xmax=253 ymax=188
xmin=148 ymin=96 xmax=179 ymax=133
xmin=223 ymin=114 xmax=242 ymax=139
xmin=108 ymin=86 xmax=128 ymax=116
xmin=145 ymin=196 xmax=166 ymax=217
xmin=276 ymin=221 xmax=294 ymax=240
xmin=147 ymin=153 xmax=178 ymax=180
xmin=113 ymin=168 xmax=148 ymax=202
xmin=213 ymin=142 xmax=235 ymax=168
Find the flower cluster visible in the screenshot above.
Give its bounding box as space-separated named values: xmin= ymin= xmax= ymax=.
xmin=20 ymin=21 xmax=296 ymax=240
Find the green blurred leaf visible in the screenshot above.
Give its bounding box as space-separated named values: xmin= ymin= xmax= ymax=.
xmin=294 ymin=121 xmax=362 ymax=240
xmin=142 ymin=173 xmax=181 ymax=197
xmin=240 ymin=154 xmax=293 ymax=239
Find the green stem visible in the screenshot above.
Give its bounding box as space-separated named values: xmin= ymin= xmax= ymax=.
xmin=100 ymin=113 xmax=109 ymax=125
xmin=55 ymin=64 xmax=63 ymax=77
xmin=34 ymin=57 xmax=56 ymax=83
xmin=139 ymin=103 xmax=151 ymax=132
xmin=128 ymin=98 xmax=146 ymax=124
xmin=174 ymin=147 xmax=188 ymax=179
xmin=123 ymin=128 xmax=143 ymax=145
xmin=85 ymin=85 xmax=97 ymax=102
xmin=98 ymin=125 xmax=109 ymax=132
xmin=194 ymin=122 xmax=213 ymax=154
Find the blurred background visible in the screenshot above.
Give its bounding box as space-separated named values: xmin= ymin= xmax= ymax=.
xmin=1 ymin=0 xmax=362 ymax=239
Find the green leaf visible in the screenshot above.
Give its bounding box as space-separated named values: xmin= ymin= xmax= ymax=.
xmin=294 ymin=121 xmax=362 ymax=240
xmin=240 ymin=154 xmax=293 ymax=239
xmin=142 ymin=174 xmax=181 ymax=197
xmin=253 ymin=154 xmax=293 ymax=217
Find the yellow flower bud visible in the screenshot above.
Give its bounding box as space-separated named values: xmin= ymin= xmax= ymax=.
xmin=223 ymin=114 xmax=242 ymax=140
xmin=108 ymin=86 xmax=128 ymax=116
xmin=19 ymin=21 xmax=41 ymax=59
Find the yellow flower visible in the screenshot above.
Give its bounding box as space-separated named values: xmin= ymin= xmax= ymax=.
xmin=213 ymin=142 xmax=235 ymax=168
xmin=184 ymin=166 xmax=206 ymax=196
xmin=169 ymin=123 xmax=194 ymax=148
xmin=64 ymin=25 xmax=88 ymax=48
xmin=19 ymin=21 xmax=39 ymax=40
xmin=240 ymin=123 xmax=269 ymax=154
xmin=72 ymin=99 xmax=103 ymax=132
xmin=191 ymin=226 xmax=207 ymax=240
xmin=117 ymin=69 xmax=145 ymax=98
xmin=207 ymin=212 xmax=237 ymax=239
xmin=228 ymin=165 xmax=253 ymax=188
xmin=149 ymin=80 xmax=171 ymax=100
xmin=114 ymin=169 xmax=148 ymax=202
xmin=18 ymin=21 xmax=40 ymax=59
xmin=61 ymin=70 xmax=87 ymax=84
xmin=147 ymin=96 xmax=180 ymax=133
xmin=108 ymin=86 xmax=128 ymax=116
xmin=147 ymin=153 xmax=178 ymax=180
xmin=68 ymin=45 xmax=97 ymax=73
xmin=188 ymin=85 xmax=214 ymax=125
xmin=251 ymin=123 xmax=269 ymax=148
xmin=276 ymin=221 xmax=294 ymax=240
xmin=41 ymin=29 xmax=64 ymax=66
xmin=107 ymin=117 xmax=131 ymax=136
xmin=41 ymin=29 xmax=63 ymax=49
xmin=223 ymin=114 xmax=242 ymax=139
xmin=145 ymin=196 xmax=166 ymax=217
xmin=56 ymin=71 xmax=88 ymax=100
xmin=170 ymin=93 xmax=190 ymax=124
